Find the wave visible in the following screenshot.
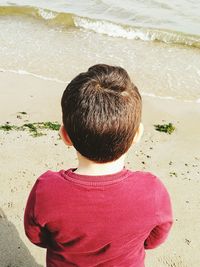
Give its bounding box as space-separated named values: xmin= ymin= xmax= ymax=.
xmin=0 ymin=68 xmax=67 ymax=83
xmin=0 ymin=5 xmax=200 ymax=49
xmin=74 ymin=16 xmax=200 ymax=49
xmin=142 ymin=92 xmax=200 ymax=104
xmin=0 ymin=5 xmax=75 ymax=26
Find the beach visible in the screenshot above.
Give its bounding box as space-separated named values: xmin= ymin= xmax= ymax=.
xmin=1 ymin=1 xmax=200 ymax=266
xmin=0 ymin=71 xmax=199 ymax=267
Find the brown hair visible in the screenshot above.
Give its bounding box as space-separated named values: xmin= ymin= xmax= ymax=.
xmin=61 ymin=64 xmax=142 ymax=163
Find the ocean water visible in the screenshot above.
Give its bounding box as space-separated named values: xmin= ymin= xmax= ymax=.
xmin=0 ymin=0 xmax=200 ymax=102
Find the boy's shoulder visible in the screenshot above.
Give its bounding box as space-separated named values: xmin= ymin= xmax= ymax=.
xmin=36 ymin=169 xmax=165 ymax=191
xmin=33 ymin=169 xmax=170 ymax=214
xmin=36 ymin=169 xmax=66 ymax=185
xmin=126 ymin=169 xmax=167 ymax=191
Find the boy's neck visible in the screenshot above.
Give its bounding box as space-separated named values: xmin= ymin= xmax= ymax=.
xmin=74 ymin=152 xmax=126 ymax=176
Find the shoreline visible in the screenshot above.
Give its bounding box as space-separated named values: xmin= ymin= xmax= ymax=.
xmin=1 ymin=69 xmax=200 ymax=104
xmin=0 ymin=72 xmax=200 ymax=267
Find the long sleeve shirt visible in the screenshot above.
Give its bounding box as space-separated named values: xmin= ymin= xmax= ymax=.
xmin=24 ymin=168 xmax=173 ymax=267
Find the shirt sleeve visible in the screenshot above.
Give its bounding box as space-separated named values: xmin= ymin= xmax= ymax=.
xmin=144 ymin=178 xmax=173 ymax=249
xmin=24 ymin=179 xmax=48 ymax=248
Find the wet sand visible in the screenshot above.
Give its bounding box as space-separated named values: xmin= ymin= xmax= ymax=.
xmin=0 ymin=72 xmax=199 ymax=267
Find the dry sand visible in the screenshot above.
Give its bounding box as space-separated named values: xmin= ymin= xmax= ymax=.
xmin=0 ymin=72 xmax=199 ymax=267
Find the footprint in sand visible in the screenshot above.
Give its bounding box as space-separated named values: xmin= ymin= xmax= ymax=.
xmin=157 ymin=255 xmax=188 ymax=267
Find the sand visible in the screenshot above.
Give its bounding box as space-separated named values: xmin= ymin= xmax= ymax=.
xmin=0 ymin=71 xmax=199 ymax=267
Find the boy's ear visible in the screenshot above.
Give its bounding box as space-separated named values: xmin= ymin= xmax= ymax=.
xmin=133 ymin=123 xmax=144 ymax=144
xmin=59 ymin=125 xmax=73 ymax=146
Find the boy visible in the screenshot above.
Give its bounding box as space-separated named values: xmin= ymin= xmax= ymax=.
xmin=24 ymin=64 xmax=173 ymax=267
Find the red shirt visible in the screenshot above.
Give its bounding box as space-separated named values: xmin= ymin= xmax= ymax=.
xmin=24 ymin=169 xmax=173 ymax=267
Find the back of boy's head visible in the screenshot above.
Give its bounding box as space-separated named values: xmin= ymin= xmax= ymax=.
xmin=61 ymin=64 xmax=142 ymax=163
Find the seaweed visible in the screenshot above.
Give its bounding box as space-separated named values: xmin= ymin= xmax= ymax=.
xmin=154 ymin=123 xmax=175 ymax=134
xmin=22 ymin=123 xmax=44 ymax=137
xmin=0 ymin=121 xmax=61 ymax=137
xmin=0 ymin=123 xmax=17 ymax=131
xmin=37 ymin=122 xmax=60 ymax=131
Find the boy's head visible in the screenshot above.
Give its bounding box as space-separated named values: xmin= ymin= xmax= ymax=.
xmin=61 ymin=64 xmax=142 ymax=163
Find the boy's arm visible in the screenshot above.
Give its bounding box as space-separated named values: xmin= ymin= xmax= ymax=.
xmin=24 ymin=180 xmax=48 ymax=248
xmin=144 ymin=179 xmax=173 ymax=249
